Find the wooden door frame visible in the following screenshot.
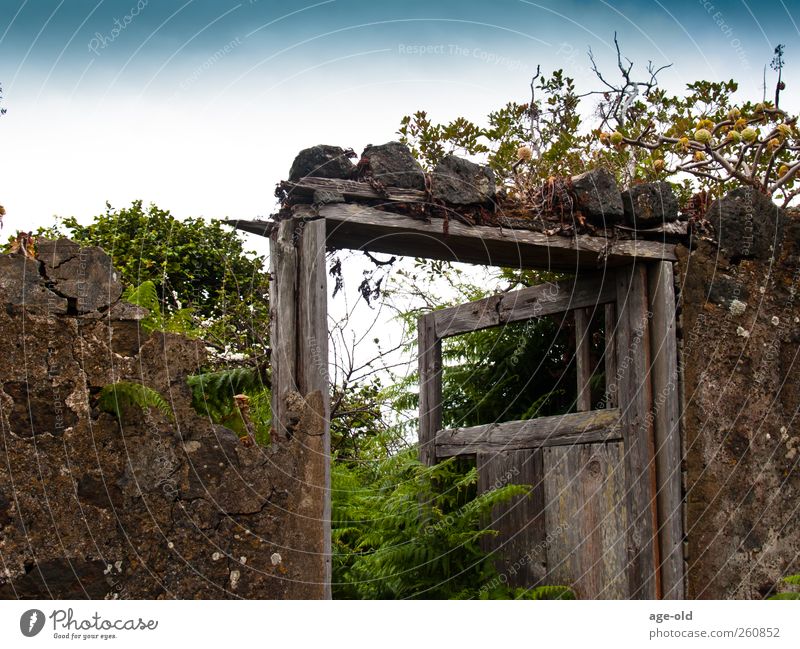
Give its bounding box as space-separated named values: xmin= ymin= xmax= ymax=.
xmin=418 ymin=263 xmax=684 ymax=599
xmin=239 ymin=194 xmax=682 ymax=600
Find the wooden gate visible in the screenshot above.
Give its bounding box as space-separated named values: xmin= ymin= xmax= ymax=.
xmin=418 ymin=262 xmax=683 ymax=599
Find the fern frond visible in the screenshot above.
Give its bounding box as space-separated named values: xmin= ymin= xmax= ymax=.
xmin=187 ymin=367 xmax=263 ymax=420
xmin=781 ymin=574 xmax=800 ymax=586
xmin=769 ymin=592 xmax=800 ymax=600
xmin=98 ymin=381 xmax=174 ymax=421
xmin=524 ymin=585 xmax=576 ymax=600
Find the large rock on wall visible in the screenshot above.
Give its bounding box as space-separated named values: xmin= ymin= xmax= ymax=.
xmin=0 ymin=240 xmax=325 ymax=599
xmin=677 ymin=211 xmax=800 ymax=599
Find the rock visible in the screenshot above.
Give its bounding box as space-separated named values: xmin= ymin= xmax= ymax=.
xmin=0 ymin=254 xmax=68 ymax=314
xmin=288 ymin=145 xmax=354 ymax=181
xmin=706 ymin=186 xmax=786 ymax=261
xmin=571 ymin=167 xmax=624 ymax=225
xmin=35 ymin=238 xmax=123 ymax=313
xmin=621 ymin=181 xmax=679 ymax=227
xmin=359 ymin=141 xmax=425 ymax=189
xmin=430 ymin=154 xmax=496 ymax=205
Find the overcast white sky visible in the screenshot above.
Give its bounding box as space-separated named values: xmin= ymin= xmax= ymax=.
xmin=1 ymin=0 xmax=798 ymax=238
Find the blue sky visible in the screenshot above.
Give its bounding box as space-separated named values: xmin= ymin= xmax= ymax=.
xmin=1 ymin=0 xmax=798 ymax=233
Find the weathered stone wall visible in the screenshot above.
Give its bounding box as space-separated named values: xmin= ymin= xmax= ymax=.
xmin=0 ymin=239 xmax=325 ymax=599
xmin=678 ymin=191 xmax=800 ymax=598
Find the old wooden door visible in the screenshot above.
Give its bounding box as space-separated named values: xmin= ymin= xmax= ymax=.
xmin=418 ymin=263 xmax=682 ymax=599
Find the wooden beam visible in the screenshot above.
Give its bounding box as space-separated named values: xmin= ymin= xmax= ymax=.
xmin=574 ymin=307 xmax=592 ymax=412
xmin=435 ymin=408 xmax=622 ymax=457
xmin=647 ymin=261 xmax=685 ymax=599
xmin=433 ymin=274 xmax=616 ymax=339
xmin=418 ymin=313 xmax=442 ymax=466
xmin=260 ymin=203 xmax=675 ymax=271
xmin=615 ymin=264 xmax=660 ymax=599
xmin=283 ymin=176 xmax=427 ymax=203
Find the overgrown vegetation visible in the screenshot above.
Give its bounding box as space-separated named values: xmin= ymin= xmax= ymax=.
xmin=98 ymin=381 xmax=174 ymax=422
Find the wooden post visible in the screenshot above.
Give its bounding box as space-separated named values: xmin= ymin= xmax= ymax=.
xmin=270 ymin=218 xmax=298 ymax=440
xmin=574 ymin=307 xmax=592 ymax=412
xmin=648 ymin=261 xmax=685 ymax=599
xmin=616 ymin=264 xmax=660 ymax=599
xmin=604 ymin=303 xmax=618 ymax=409
xmin=418 ymin=313 xmax=442 ymax=466
xmin=269 ymin=217 xmax=331 ymax=599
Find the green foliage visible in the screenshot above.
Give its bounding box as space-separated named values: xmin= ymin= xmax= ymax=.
xmin=769 ymin=573 xmax=800 ymax=599
xmin=333 ymin=444 xmax=537 ymax=599
xmin=187 ymin=368 xmax=270 ymax=443
xmin=42 ymin=200 xmax=270 ymax=358
xmin=399 ymin=70 xmax=586 ymax=186
xmin=98 ymin=381 xmax=173 ymax=421
xmin=123 ymin=280 xmax=197 ymax=335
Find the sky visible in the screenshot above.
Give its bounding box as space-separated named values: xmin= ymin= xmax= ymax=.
xmin=1 ymin=0 xmax=798 ymax=236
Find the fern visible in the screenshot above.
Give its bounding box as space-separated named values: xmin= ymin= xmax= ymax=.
xmin=98 ymin=381 xmax=174 ymax=421
xmin=123 ymin=280 xmax=196 ymax=335
xmin=187 ymin=367 xmax=262 ymax=420
xmin=769 ymin=573 xmax=800 ymax=599
xmin=524 ymin=585 xmax=576 ymax=600
xmin=332 ymin=444 xmax=570 ymax=599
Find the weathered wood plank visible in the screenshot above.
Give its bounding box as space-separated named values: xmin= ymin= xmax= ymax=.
xmin=269 ymin=218 xmax=299 ymax=440
xmin=313 ymin=203 xmax=677 ymax=270
xmin=574 ymin=307 xmax=592 ymax=412
xmin=296 ymin=218 xmax=332 ymax=599
xmin=478 ymin=449 xmax=546 ymax=589
xmin=418 ymin=314 xmax=442 ymax=466
xmin=647 ymin=260 xmax=684 ymax=599
xmin=432 ymin=274 xmax=616 ymax=339
xmin=543 ymin=442 xmax=628 ymax=599
xmin=616 ymin=264 xmax=660 ymax=599
xmin=284 ymin=176 xmax=428 ymax=203
xmin=604 ymin=303 xmax=618 ymax=409
xmin=435 ymin=408 xmax=621 ymax=457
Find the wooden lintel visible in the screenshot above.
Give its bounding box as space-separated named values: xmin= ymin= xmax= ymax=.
xmin=433 ymin=274 xmax=615 ymax=338
xmin=435 ymin=408 xmax=621 ymax=457
xmin=318 ymin=203 xmax=675 ymax=271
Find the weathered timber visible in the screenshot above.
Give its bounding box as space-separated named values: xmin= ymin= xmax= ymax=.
xmin=283 ymin=176 xmax=427 ymax=203
xmin=418 ymin=313 xmax=442 ymax=466
xmin=647 ymin=261 xmax=685 ymax=599
xmin=574 ymin=307 xmax=592 ymax=412
xmin=478 ymin=449 xmax=546 ymax=588
xmin=543 ymin=442 xmax=629 ymax=599
xmin=296 ymin=218 xmax=332 ymax=599
xmin=435 ymin=408 xmax=621 ymax=457
xmin=310 ymin=203 xmax=676 ymax=270
xmin=615 ymin=264 xmax=660 ymax=599
xmin=433 ymin=274 xmax=616 ymax=338
xmin=604 ymin=303 xmax=618 ymax=409
xmin=269 ymin=219 xmax=299 ymax=440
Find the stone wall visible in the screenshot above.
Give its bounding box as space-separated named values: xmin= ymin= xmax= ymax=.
xmin=0 ymin=239 xmax=326 ymax=599
xmin=678 ymin=190 xmax=800 ymax=598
